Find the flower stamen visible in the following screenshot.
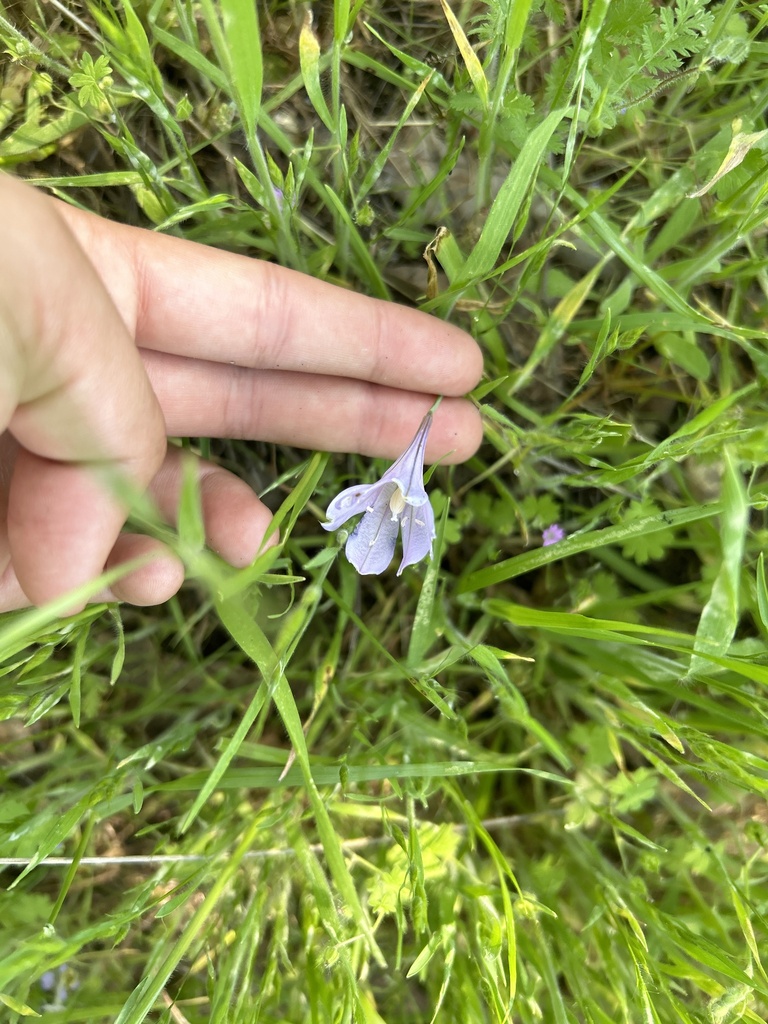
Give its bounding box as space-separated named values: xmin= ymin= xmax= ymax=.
xmin=389 ymin=487 xmax=406 ymax=521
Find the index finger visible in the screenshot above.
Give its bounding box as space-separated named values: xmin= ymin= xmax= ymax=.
xmin=58 ymin=204 xmax=484 ymax=397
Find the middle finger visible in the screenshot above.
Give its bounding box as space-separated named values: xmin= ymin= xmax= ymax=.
xmin=141 ymin=350 xmax=483 ymax=462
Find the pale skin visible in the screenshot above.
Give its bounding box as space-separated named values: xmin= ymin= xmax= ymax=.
xmin=0 ymin=173 xmax=484 ymax=612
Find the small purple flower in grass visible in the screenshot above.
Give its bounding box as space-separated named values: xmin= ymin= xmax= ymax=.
xmin=40 ymin=964 xmax=79 ymax=1009
xmin=39 ymin=971 xmax=57 ymax=992
xmin=542 ymin=523 xmax=566 ymax=547
xmin=322 ymin=411 xmax=436 ymax=575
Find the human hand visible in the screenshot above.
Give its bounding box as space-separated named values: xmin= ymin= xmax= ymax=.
xmin=0 ymin=174 xmax=483 ymax=611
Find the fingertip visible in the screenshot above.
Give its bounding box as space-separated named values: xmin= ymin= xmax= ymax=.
xmin=428 ymin=398 xmax=484 ymax=464
xmin=443 ymin=323 xmax=485 ymax=396
xmin=205 ymin=482 xmax=276 ymax=568
xmin=106 ymin=534 xmax=185 ymax=606
xmin=408 ymin=314 xmax=484 ymax=397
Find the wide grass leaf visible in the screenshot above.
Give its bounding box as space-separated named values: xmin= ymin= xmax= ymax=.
xmin=459 ymin=107 xmax=568 ymax=284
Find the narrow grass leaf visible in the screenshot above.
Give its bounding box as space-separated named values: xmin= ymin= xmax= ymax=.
xmin=559 ymin=0 xmax=611 ymax=183
xmin=427 ymin=935 xmax=456 ymax=1024
xmin=353 ymin=28 xmax=435 ymax=85
xmin=467 ymin=641 xmax=571 ymax=769
xmin=577 ymin=307 xmax=612 ymax=388
xmin=69 ymin=625 xmax=87 ymax=727
xmin=553 ymin=172 xmax=713 ymax=322
xmin=408 ymin=929 xmax=444 ymax=976
xmin=394 ymin=136 xmax=464 ymax=227
xmin=357 ymin=70 xmax=433 ymax=203
xmin=48 ymin=814 xmax=95 ymax=925
xmin=288 ymin=828 xmax=368 ymax=1017
xmin=0 ymin=992 xmax=40 ymax=1017
xmin=323 ymin=184 xmax=389 ymax=297
xmin=666 ymin=920 xmax=768 ymax=993
xmin=448 ymin=788 xmax=519 ymax=1006
xmin=178 ymin=676 xmax=268 ymax=834
xmin=0 ymin=560 xmax=149 ymax=663
xmin=406 ymin=497 xmax=448 ymax=669
xmin=689 ymin=449 xmax=748 ymax=677
xmin=755 ymin=552 xmax=768 ymax=632
xmin=0 ymin=107 xmax=93 ymax=162
xmin=218 ymin=0 xmax=263 ymax=139
xmin=153 ymin=761 xmax=557 ymax=795
xmin=176 ymin=450 xmax=206 ymax=554
xmin=485 ymin=599 xmax=696 ymax=645
xmin=270 ymin=673 xmax=385 ymax=965
xmin=459 ymin=502 xmax=723 ymax=592
xmin=10 ymin=789 xmax=101 ymax=887
xmin=31 ymin=171 xmax=144 ymax=188
xmin=269 ymin=451 xmax=328 ymax=541
xmin=177 ymin=594 xmax=275 ymax=833
xmin=439 ymin=0 xmax=488 ymax=107
xmin=730 ymin=887 xmax=767 ymax=979
xmin=299 ymin=10 xmax=333 ymax=131
xmin=216 ymin=591 xmax=384 ymax=964
xmin=330 ymin=0 xmax=351 ymax=127
xmin=688 ymin=120 xmax=768 ymax=198
xmin=108 ymin=606 xmax=125 ymax=686
xmin=511 ymin=257 xmax=608 ymax=395
xmin=503 ymin=0 xmax=532 ymax=53
xmin=626 ymin=740 xmax=711 ymax=810
xmin=149 ymin=21 xmax=228 ymax=89
xmin=617 ymin=384 xmax=758 ymax=479
xmin=113 ymin=815 xmax=266 ymax=1024
xmin=152 ymin=194 xmax=233 ymax=230
xmin=223 ymin=452 xmax=328 ymax=595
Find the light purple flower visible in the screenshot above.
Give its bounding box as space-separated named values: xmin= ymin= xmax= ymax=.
xmin=542 ymin=523 xmax=566 ymax=546
xmin=39 ymin=965 xmax=79 ymax=1009
xmin=322 ymin=412 xmax=436 ymax=575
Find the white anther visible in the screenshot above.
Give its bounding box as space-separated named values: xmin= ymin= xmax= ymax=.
xmin=389 ymin=487 xmax=406 ymax=519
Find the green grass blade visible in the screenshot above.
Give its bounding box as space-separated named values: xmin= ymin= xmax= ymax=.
xmin=688 ymin=449 xmax=748 ymax=678
xmin=439 ymin=0 xmax=488 ymax=108
xmin=323 ymin=184 xmax=390 ymax=297
xmin=270 ymin=672 xmax=385 ymax=966
xmin=459 ymin=503 xmax=724 ymax=593
xmin=459 ymin=107 xmax=568 ymax=284
xmin=112 ymin=816 xmax=266 ymax=1024
xmin=299 ymin=10 xmax=333 ymax=131
xmin=406 ymin=497 xmax=447 ymax=669
xmin=217 ymin=0 xmax=263 ymax=140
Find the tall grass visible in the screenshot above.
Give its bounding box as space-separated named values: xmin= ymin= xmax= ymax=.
xmin=1 ymin=1 xmax=767 ymax=1021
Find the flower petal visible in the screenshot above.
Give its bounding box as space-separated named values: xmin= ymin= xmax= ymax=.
xmin=345 ymin=488 xmax=400 ymax=574
xmin=379 ymin=412 xmax=432 ymax=501
xmin=397 ymin=500 xmax=436 ymax=575
xmin=322 ymin=480 xmax=381 ymax=531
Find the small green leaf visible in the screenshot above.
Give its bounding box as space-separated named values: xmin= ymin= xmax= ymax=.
xmin=299 ymin=10 xmax=333 ymax=131
xmin=0 ymin=992 xmax=40 ymax=1017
